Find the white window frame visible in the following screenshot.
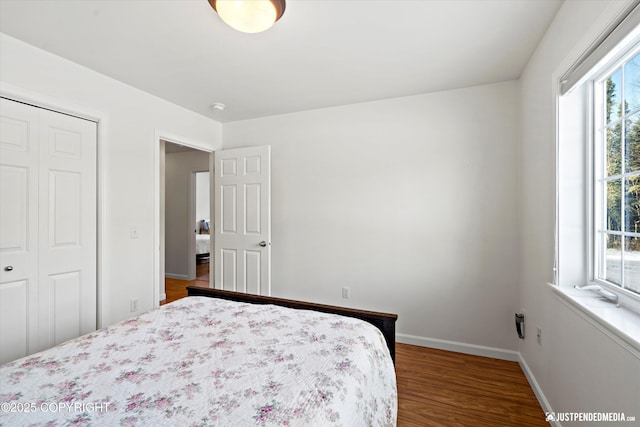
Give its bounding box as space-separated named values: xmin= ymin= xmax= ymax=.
xmin=553 ymin=4 xmax=640 ymax=353
xmin=588 ymin=42 xmax=640 ymax=311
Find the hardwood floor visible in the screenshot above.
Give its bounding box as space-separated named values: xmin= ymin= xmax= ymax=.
xmin=160 ymin=275 xmax=546 ymax=426
xmin=396 ymin=344 xmax=547 ymax=426
xmin=160 ymin=262 xmax=209 ymax=305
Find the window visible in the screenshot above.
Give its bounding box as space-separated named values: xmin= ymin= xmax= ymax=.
xmin=594 ymin=47 xmax=640 ymax=296
xmin=555 ymin=5 xmax=640 ymax=349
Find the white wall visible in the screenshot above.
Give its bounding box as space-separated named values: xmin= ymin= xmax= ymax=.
xmin=165 ymin=151 xmax=210 ymax=280
xmin=0 ymin=33 xmax=222 ymax=325
xmin=519 ymin=0 xmax=640 ymax=420
xmin=223 ymin=81 xmax=521 ymax=355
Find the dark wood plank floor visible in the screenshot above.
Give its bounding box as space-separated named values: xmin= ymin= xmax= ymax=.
xmin=160 ymin=272 xmax=546 ymax=426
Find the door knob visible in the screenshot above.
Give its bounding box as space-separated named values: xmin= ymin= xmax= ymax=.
xmin=4 ymin=266 xmax=13 ymax=272
xmin=259 ymin=241 xmax=267 ymax=247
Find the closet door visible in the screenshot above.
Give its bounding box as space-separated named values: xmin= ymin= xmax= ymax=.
xmin=37 ymin=107 xmax=97 ymax=350
xmin=0 ymin=98 xmax=97 ymax=362
xmin=0 ymin=99 xmax=40 ymax=363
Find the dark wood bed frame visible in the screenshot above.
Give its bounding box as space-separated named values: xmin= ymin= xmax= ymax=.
xmin=187 ymin=286 xmax=398 ymax=364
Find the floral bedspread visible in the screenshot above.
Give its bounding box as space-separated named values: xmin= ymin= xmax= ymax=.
xmin=0 ymin=296 xmax=397 ymax=426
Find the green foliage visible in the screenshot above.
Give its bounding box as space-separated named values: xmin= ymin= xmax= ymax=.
xmin=605 ymin=76 xmax=640 ymax=250
xmin=606 ymin=77 xmax=617 ymax=122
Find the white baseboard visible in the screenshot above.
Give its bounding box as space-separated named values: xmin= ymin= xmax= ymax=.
xmin=518 ymin=354 xmax=559 ymax=426
xmin=160 ymin=292 xmax=167 ymax=301
xmin=165 ymin=273 xmax=189 ymax=280
xmin=396 ymin=333 xmax=519 ymax=361
xmin=396 ymin=333 xmax=557 ymax=426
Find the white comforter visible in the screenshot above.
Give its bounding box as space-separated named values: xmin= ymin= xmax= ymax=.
xmin=0 ymin=297 xmax=397 ymax=426
xmin=196 ymin=233 xmax=210 ymax=255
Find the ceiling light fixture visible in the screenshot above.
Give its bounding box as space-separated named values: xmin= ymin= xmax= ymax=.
xmin=209 ymin=0 xmax=286 ymax=34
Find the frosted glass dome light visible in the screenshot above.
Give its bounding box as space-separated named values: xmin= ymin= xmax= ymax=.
xmin=209 ymin=0 xmax=286 ymax=34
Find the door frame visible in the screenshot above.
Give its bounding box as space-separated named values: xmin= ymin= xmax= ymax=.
xmin=0 ymin=81 xmax=108 ymax=327
xmin=153 ymin=132 xmax=214 ymax=306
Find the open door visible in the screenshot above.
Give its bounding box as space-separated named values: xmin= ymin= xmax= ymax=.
xmin=214 ymin=146 xmax=271 ymax=295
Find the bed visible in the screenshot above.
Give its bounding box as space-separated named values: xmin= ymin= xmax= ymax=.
xmin=196 ymin=233 xmax=210 ymax=263
xmin=0 ymin=289 xmax=398 ymax=426
xmin=196 ymin=219 xmax=211 ymax=264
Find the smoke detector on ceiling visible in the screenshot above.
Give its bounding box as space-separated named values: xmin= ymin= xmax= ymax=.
xmin=210 ymin=103 xmax=226 ymax=112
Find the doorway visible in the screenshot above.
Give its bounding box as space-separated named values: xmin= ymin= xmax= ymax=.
xmin=194 ymin=170 xmax=211 ymax=281
xmin=158 ymin=140 xmax=213 ymax=305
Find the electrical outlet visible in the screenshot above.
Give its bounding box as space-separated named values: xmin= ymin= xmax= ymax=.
xmin=342 ymin=287 xmax=350 ymax=299
xmin=130 ymin=298 xmax=139 ymax=312
xmin=536 ymin=327 xmax=542 ymax=346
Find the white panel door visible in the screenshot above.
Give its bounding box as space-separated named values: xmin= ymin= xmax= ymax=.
xmin=214 ymin=146 xmax=271 ymax=295
xmin=0 ymin=99 xmax=39 ymax=363
xmin=38 ymin=108 xmax=97 ymax=350
xmin=0 ymin=98 xmax=97 ymax=362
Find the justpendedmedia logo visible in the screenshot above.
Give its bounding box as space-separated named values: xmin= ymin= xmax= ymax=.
xmin=544 ymin=412 xmax=636 ymax=423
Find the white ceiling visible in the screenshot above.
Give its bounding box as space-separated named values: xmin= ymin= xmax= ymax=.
xmin=0 ymin=0 xmax=562 ymax=123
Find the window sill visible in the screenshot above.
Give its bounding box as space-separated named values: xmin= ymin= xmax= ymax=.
xmin=548 ymin=283 xmax=640 ymax=357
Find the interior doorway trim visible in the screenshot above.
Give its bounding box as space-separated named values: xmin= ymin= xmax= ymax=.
xmin=153 ymin=130 xmax=214 ymax=307
xmin=0 ymin=81 xmax=108 ymax=327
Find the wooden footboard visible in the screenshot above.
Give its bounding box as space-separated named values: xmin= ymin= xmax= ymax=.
xmin=186 ymin=286 xmax=397 ymax=364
